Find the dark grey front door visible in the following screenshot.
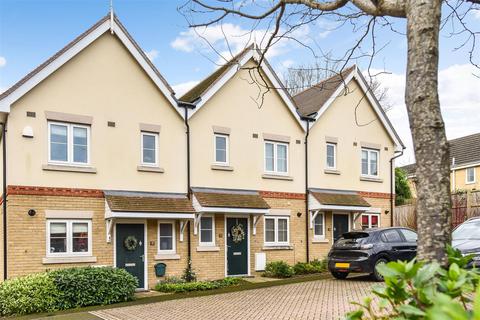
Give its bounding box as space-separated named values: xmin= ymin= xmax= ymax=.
xmin=333 ymin=214 xmax=349 ymax=242
xmin=226 ymin=217 xmax=249 ymax=276
xmin=116 ymin=224 xmax=145 ymax=288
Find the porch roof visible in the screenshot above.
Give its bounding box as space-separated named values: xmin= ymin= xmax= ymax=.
xmin=192 ymin=187 xmax=270 ymax=214
xmin=104 ymin=190 xmax=195 ymax=219
xmin=309 ymin=189 xmax=371 ymax=211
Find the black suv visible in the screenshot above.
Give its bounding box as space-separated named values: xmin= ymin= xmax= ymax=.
xmin=327 ymin=227 xmax=418 ymax=281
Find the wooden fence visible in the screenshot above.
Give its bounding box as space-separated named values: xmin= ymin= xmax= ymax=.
xmin=394 ymin=190 xmax=480 ymax=230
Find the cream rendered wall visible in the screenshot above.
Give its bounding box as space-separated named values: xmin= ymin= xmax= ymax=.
xmin=452 ymin=166 xmax=480 ymax=191
xmin=6 ymin=33 xmax=186 ymax=193
xmin=189 ymin=60 xmax=305 ymax=193
xmin=309 ymin=79 xmax=395 ymax=193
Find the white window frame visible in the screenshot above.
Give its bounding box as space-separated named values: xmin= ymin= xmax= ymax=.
xmin=264 ymin=216 xmax=290 ymax=246
xmin=361 ymin=148 xmax=380 ymax=177
xmin=48 ymin=121 xmax=91 ymax=166
xmin=199 ymin=215 xmax=215 ymax=246
xmin=46 ymin=220 xmax=92 ymax=257
xmin=360 ymin=213 xmax=381 ymax=229
xmin=213 ymin=133 xmax=229 ymax=165
xmin=326 ymin=143 xmax=337 ymax=169
xmin=157 ymin=221 xmax=176 ymax=254
xmin=313 ymin=212 xmax=325 ymax=240
xmin=264 ymin=141 xmax=289 ymax=175
xmin=466 ymin=167 xmax=476 ymax=184
xmin=140 ymin=131 xmax=159 ymax=167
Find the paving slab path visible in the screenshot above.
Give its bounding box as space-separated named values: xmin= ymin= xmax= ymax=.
xmin=91 ymin=275 xmax=377 ymax=320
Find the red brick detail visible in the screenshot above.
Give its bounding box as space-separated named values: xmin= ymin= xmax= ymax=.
xmin=358 ymin=191 xmax=392 ymax=199
xmin=260 ymin=191 xmax=306 ymax=200
xmin=7 ymin=185 xmax=104 ymax=198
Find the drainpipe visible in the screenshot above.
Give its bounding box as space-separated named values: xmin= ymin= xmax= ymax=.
xmin=301 ymin=113 xmax=316 ymax=263
xmin=178 ymin=101 xmax=196 ymax=261
xmin=390 ymin=147 xmax=405 ymax=226
xmin=1 ymin=121 xmax=7 ymax=280
xmin=451 ymin=157 xmax=456 ymax=192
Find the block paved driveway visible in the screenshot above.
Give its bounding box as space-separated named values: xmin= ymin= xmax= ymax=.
xmin=91 ymin=275 xmax=378 ymax=320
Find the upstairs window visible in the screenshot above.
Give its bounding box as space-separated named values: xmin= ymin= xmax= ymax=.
xmin=48 ymin=122 xmax=90 ymax=165
xmin=265 ymin=141 xmax=288 ymax=174
xmin=361 ymin=148 xmax=379 ymax=176
xmin=326 ymin=143 xmax=336 ymax=169
xmin=214 ymin=134 xmax=229 ymax=165
xmin=141 ymin=132 xmax=158 ymax=166
xmin=466 ymin=167 xmax=476 ymax=184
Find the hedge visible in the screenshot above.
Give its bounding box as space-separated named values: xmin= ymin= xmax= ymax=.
xmin=263 ymin=259 xmax=327 ymax=278
xmin=0 ymin=267 xmax=137 ymax=316
xmin=154 ymin=277 xmax=241 ymax=293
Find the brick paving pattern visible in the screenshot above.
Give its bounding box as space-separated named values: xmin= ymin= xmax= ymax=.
xmin=91 ymin=276 xmax=377 ymax=320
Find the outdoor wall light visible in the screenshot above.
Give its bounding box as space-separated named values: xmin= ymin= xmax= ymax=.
xmin=28 ymin=209 xmax=36 ymax=217
xmin=385 ymin=210 xmax=390 ymax=215
xmin=297 ymin=212 xmax=302 ymax=217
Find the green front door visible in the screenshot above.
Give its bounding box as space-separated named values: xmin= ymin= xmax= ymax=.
xmin=226 ymin=217 xmax=249 ymax=276
xmin=116 ymin=224 xmax=145 ymax=289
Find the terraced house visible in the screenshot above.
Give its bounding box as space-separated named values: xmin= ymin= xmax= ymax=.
xmin=0 ymin=14 xmax=404 ymax=289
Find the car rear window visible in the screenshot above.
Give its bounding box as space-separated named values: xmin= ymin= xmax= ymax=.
xmin=337 ymin=232 xmax=370 ymax=244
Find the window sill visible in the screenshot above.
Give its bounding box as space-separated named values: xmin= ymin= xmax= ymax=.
xmin=312 ymin=238 xmax=329 ymax=243
xmin=42 ymin=256 xmax=97 ymax=264
xmin=466 ymin=182 xmax=476 ymax=185
xmin=360 ymin=176 xmax=383 ymax=183
xmin=196 ymin=246 xmax=220 ymax=252
xmin=211 ymin=165 xmax=234 ymax=171
xmin=137 ymin=166 xmax=165 ymax=173
xmin=262 ymin=174 xmax=293 ymax=181
xmin=262 ymin=245 xmax=293 ymax=251
xmin=324 ymin=169 xmax=341 ymax=175
xmin=43 ymin=164 xmax=97 ymax=174
xmin=154 ymin=254 xmax=180 ymax=260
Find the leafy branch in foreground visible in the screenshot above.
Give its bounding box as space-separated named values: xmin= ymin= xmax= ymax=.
xmin=346 ymin=246 xmax=480 ymax=320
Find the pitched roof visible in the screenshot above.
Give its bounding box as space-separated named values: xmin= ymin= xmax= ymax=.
xmin=293 ymin=66 xmax=356 ymax=117
xmin=180 ymin=46 xmax=253 ymax=104
xmin=0 ymin=13 xmax=176 ymax=113
xmin=105 ymin=193 xmax=194 ymax=213
xmin=193 ymin=189 xmax=270 ymax=209
xmin=310 ymin=191 xmax=370 ymax=207
xmin=400 ymin=132 xmax=480 ymax=174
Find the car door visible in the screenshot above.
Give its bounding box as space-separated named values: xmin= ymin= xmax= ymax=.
xmin=380 ymin=229 xmax=406 ymax=261
xmin=398 ymin=228 xmax=418 ymax=261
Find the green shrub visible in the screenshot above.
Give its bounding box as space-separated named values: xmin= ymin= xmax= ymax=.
xmin=182 ymin=258 xmax=197 ymax=282
xmin=0 ymin=273 xmax=60 ymax=316
xmin=293 ymin=259 xmax=327 ymax=275
xmin=50 ymin=267 xmax=137 ymax=309
xmin=263 ymin=261 xmax=294 ymax=278
xmin=346 ymin=246 xmax=480 ymax=320
xmin=155 ymin=277 xmax=241 ymax=293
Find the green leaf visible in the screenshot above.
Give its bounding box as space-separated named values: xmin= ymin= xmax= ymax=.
xmin=398 ymin=304 xmax=426 ymax=316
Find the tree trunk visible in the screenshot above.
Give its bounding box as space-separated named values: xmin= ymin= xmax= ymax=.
xmin=405 ymin=0 xmax=451 ymax=264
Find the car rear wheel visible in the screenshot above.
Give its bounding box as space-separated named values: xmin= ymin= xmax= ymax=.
xmin=372 ymin=258 xmax=388 ymax=282
xmin=331 ymin=271 xmax=349 ymax=280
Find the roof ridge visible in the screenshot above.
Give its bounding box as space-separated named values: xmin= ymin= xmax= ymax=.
xmin=293 ymin=65 xmax=356 ymax=98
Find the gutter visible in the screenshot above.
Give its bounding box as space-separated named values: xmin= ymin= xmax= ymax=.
xmin=177 ymin=100 xmax=197 ymax=262
xmin=390 ymin=147 xmax=405 ymax=226
xmin=301 ymin=113 xmax=316 ymax=263
xmin=1 ymin=121 xmax=6 ymax=280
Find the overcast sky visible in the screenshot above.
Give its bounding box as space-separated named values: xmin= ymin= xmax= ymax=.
xmin=1 ymin=0 xmax=479 ymax=166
